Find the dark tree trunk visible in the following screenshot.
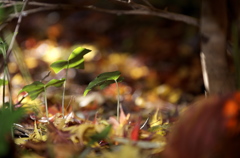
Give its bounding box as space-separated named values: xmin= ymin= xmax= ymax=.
xmin=200 ymin=0 xmax=236 ymax=95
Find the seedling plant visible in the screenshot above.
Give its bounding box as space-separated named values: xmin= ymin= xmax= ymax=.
xmin=83 ymin=71 xmax=124 ymax=121
xmin=19 ymin=79 xmax=65 ymax=122
xmin=50 ymin=47 xmax=91 ymax=117
xmin=19 ymin=46 xmax=124 ymax=122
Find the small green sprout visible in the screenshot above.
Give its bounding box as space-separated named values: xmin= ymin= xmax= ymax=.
xmin=19 ymin=79 xmax=65 ymax=122
xmin=84 ymin=71 xmax=124 ymax=122
xmin=50 ymin=47 xmax=91 ymax=117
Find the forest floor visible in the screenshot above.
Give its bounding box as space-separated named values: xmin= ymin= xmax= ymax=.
xmin=1 ymin=5 xmax=203 ymax=157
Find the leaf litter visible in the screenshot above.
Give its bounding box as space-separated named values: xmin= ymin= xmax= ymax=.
xmin=4 ymin=44 xmax=182 ymax=158
xmin=12 ymin=91 xmax=171 ymax=158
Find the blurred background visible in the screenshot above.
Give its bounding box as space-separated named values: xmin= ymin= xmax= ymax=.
xmin=2 ymin=0 xmax=202 ymax=117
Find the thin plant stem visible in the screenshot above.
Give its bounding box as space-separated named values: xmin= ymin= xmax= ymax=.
xmin=5 ymin=66 xmax=13 ymax=108
xmin=62 ymin=65 xmax=69 ymax=117
xmin=6 ymin=66 xmax=13 ymax=138
xmin=114 ymin=80 xmax=120 ymax=122
xmin=140 ymin=117 xmax=149 ymax=129
xmin=44 ymin=89 xmax=49 ymax=123
xmin=1 ymin=40 xmax=14 ymax=138
xmin=2 ymin=71 xmax=6 ymax=105
xmin=2 ymin=0 xmax=28 ymax=139
xmin=1 ymin=37 xmax=13 ymax=109
xmin=3 ymin=41 xmax=13 ymax=108
xmin=1 ymin=42 xmax=7 ymax=105
xmin=62 ymin=80 xmax=66 ymax=117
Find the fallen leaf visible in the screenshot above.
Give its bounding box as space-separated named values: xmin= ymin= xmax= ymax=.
xmin=130 ymin=121 xmax=140 ymax=141
xmin=29 ymin=121 xmax=47 ymax=142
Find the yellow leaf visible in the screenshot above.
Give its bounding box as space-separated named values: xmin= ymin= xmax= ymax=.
xmin=53 ymin=113 xmax=65 ymax=129
xmin=64 ymin=124 xmax=95 ymax=144
xmin=29 ymin=121 xmax=47 ymax=142
xmin=14 ymin=137 xmax=29 ymax=145
xmin=20 ymin=97 xmax=43 ymax=117
xmin=151 ymin=134 xmax=167 ymax=154
xmin=150 ymin=108 xmax=162 ymax=127
xmin=168 ymin=89 xmax=181 ymax=103
xmin=101 ymin=144 xmax=143 ymax=158
xmin=156 ymin=84 xmax=172 ymax=97
xmin=21 ymin=153 xmax=45 ymax=158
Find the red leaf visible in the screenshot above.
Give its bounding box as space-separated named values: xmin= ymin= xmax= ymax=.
xmin=130 ymin=121 xmax=140 ymax=141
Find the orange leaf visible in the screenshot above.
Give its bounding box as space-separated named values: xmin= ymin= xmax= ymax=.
xmin=120 ymin=105 xmax=130 ymax=125
xmin=233 ymin=92 xmax=240 ymax=103
xmin=223 ymin=99 xmax=238 ymax=118
xmin=223 ymin=99 xmax=239 ymax=130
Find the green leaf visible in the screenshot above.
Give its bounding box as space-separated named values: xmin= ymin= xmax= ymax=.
xmin=50 ymin=60 xmax=68 ymax=74
xmin=50 ymin=47 xmax=91 ymax=73
xmin=45 ymin=78 xmax=65 ymax=88
xmin=68 ymin=47 xmax=91 ymax=69
xmin=84 ymin=71 xmax=123 ymax=96
xmin=0 ymin=8 xmax=6 ymax=23
xmin=0 ymin=39 xmax=7 ymax=55
xmin=0 ymin=107 xmax=25 ymax=138
xmin=19 ymin=78 xmax=66 ymax=100
xmin=89 ymin=125 xmax=112 ymax=145
xmin=0 ymin=106 xmax=25 ymax=156
xmin=0 ymin=79 xmax=8 ymax=86
xmin=19 ymin=81 xmax=45 ymax=100
xmin=99 ymin=77 xmax=124 ymax=89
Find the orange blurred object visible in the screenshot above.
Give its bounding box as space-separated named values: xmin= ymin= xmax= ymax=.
xmin=163 ymin=92 xmax=240 ymax=158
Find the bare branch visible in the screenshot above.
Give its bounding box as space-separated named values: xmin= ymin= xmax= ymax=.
xmin=0 ymin=1 xmax=68 ymax=7
xmin=9 ymin=6 xmax=59 ymax=18
xmin=86 ymin=5 xmax=199 ymax=26
xmin=0 ymin=1 xmax=199 ymax=27
xmin=141 ymin=0 xmax=156 ymax=10
xmin=6 ymin=0 xmax=28 ymax=58
xmin=0 ymin=2 xmax=72 ymax=31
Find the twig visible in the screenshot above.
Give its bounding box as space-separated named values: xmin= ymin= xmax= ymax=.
xmin=0 ymin=1 xmax=70 ymax=8
xmin=140 ymin=116 xmax=149 ymax=129
xmin=85 ymin=5 xmax=199 ymax=26
xmin=0 ymin=1 xmax=199 ymax=28
xmin=0 ymin=2 xmax=73 ymax=32
xmin=114 ymin=80 xmax=121 ymax=122
xmin=13 ymin=123 xmax=33 ymax=137
xmin=141 ymin=0 xmax=155 ymax=9
xmin=2 ymin=0 xmax=29 ymax=110
xmin=9 ymin=7 xmax=55 ymax=18
xmin=107 ymin=0 xmax=198 ymax=25
xmin=110 ymin=0 xmax=129 ymax=5
xmin=66 ymin=96 xmax=73 ymax=111
xmin=44 ymin=89 xmax=49 ymax=122
xmin=8 ymin=4 xmax=73 ymax=18
xmin=5 ymin=0 xmax=29 ymax=140
xmin=6 ymin=0 xmax=28 ymax=58
xmin=40 ymin=71 xmax=51 ymax=82
xmin=15 ymin=93 xmax=28 ymax=106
